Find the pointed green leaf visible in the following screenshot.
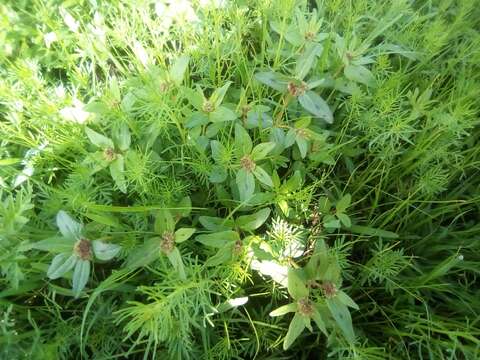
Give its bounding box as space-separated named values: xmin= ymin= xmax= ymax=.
xmin=206 ymin=244 xmax=233 ymax=266
xmin=298 ymin=91 xmax=333 ymax=123
xmin=154 ymin=209 xmax=175 ymax=234
xmin=199 ymin=216 xmax=235 ymax=231
xmin=269 ymin=303 xmax=297 ymax=317
xmin=196 ymin=230 xmax=239 ymax=248
xmin=85 ymin=127 xmax=114 ymax=149
xmin=182 ymin=87 xmax=204 ymax=111
xmin=296 ymin=136 xmax=309 ymax=159
xmin=253 ymin=166 xmax=273 ymax=188
xmin=283 ymin=313 xmax=306 ymax=350
xmin=113 ymin=123 xmax=131 ymax=152
xmin=210 ymin=106 xmax=237 ymax=123
xmin=47 ymin=253 xmax=77 ymax=279
xmin=72 ymin=259 xmax=90 ymax=298
xmin=336 ymin=194 xmax=351 ymax=213
xmin=235 ymin=124 xmax=252 ymax=156
xmin=287 ymin=268 xmax=309 ymax=300
xmin=236 ymin=208 xmax=271 ymax=231
xmin=254 ymin=71 xmax=289 ymax=92
xmin=251 ymin=142 xmax=275 ymax=161
xmin=92 ymin=240 xmax=121 ymax=261
xmin=174 ymin=228 xmax=196 ymax=243
xmin=236 ymin=168 xmax=255 ymax=201
xmin=344 ymin=64 xmax=375 ymax=87
xmin=312 ymin=308 xmax=328 ymax=335
xmin=169 ymin=55 xmax=190 ymax=85
xmin=109 ymin=155 xmax=127 ymax=193
xmin=125 ymin=238 xmax=159 ymax=269
xmin=209 ymin=165 xmax=228 ymax=183
xmin=166 ymin=247 xmax=186 ymax=280
xmin=56 ymin=210 xmax=83 ymax=240
xmin=337 ymin=291 xmax=359 ymax=310
xmin=337 ymin=213 xmax=351 ymax=228
xmin=326 ymin=296 xmax=355 ymax=344
xmin=211 ymin=81 xmax=231 ymax=108
xmin=295 ymin=43 xmax=322 ymax=80
xmin=32 ymin=237 xmax=75 ymax=253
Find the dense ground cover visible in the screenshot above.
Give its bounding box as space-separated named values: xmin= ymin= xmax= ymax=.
xmin=1 ymin=0 xmax=479 ymax=359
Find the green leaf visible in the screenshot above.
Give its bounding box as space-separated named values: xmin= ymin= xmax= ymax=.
xmin=251 ymin=142 xmax=275 ymax=161
xmin=253 ymin=166 xmax=273 ymax=188
xmin=47 ymin=253 xmax=78 ymax=279
xmin=236 ymin=168 xmax=255 ymax=201
xmin=283 ymin=171 xmax=303 ymax=192
xmin=269 ymin=303 xmax=297 ymax=317
xmin=295 ymin=43 xmax=322 ymax=80
xmin=209 ymin=106 xmax=237 ymax=123
xmin=92 ymin=240 xmax=121 ymax=261
xmin=318 ymin=196 xmax=331 ymax=213
xmin=154 ymin=209 xmax=175 ymax=234
xmin=169 ymin=55 xmax=190 ymax=85
xmin=312 ymin=308 xmax=328 ymax=336
xmin=174 ymin=228 xmax=196 ymax=243
xmin=344 ymin=64 xmax=376 ymax=87
xmin=234 ymin=124 xmax=252 ymax=156
xmin=287 ymin=268 xmax=309 ymax=300
xmin=337 ymin=213 xmax=351 ymax=228
xmin=206 ymin=245 xmax=233 ymax=266
xmin=170 ymin=196 xmax=192 ymax=219
xmin=196 ymin=230 xmax=239 ymax=248
xmin=125 ymin=238 xmax=159 ymax=269
xmin=210 ymin=81 xmax=231 ymax=108
xmin=284 ymin=129 xmax=296 ymax=147
xmin=199 ymin=216 xmax=235 ymax=231
xmin=31 ymin=237 xmax=75 ymax=253
xmin=236 ymin=208 xmax=271 ymax=231
xmin=209 ymin=165 xmax=228 ymax=183
xmin=298 ymin=91 xmax=333 ymax=123
xmin=283 ymin=313 xmax=306 ymax=350
xmin=85 ymin=127 xmax=114 ymax=149
xmin=186 ymin=111 xmax=209 ymax=128
xmin=166 ymin=247 xmax=186 ymax=280
xmin=294 ymin=117 xmax=311 ymax=129
xmin=337 ymin=291 xmax=359 ymax=310
xmin=254 ymin=71 xmax=289 ymax=92
xmin=109 ymin=155 xmax=127 ymax=193
xmin=72 ymin=259 xmax=90 ymax=298
xmin=349 ymin=225 xmax=399 ymax=239
xmin=295 ymin=136 xmax=309 ymax=159
xmin=113 ymin=123 xmax=131 ymax=152
xmin=336 ymin=194 xmax=351 ymax=213
xmin=323 ymin=215 xmax=340 ymax=229
xmin=56 ymin=210 xmax=83 ymax=240
xmin=210 ymin=140 xmax=226 ymax=163
xmin=182 ymin=87 xmax=204 ymax=111
xmin=326 ymin=296 xmax=355 ymax=344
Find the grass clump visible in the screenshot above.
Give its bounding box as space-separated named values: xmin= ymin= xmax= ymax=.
xmin=1 ymin=0 xmax=479 ymax=359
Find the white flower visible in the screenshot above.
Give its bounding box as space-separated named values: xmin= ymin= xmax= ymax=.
xmin=59 ymin=99 xmax=90 ymax=124
xmin=44 ymin=32 xmax=58 ymax=48
xmin=132 ymin=41 xmax=150 ymax=68
xmin=60 ymin=8 xmax=80 ymax=33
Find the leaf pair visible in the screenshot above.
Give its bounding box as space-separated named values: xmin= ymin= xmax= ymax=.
xmin=254 ymin=72 xmax=333 ymax=123
xmin=184 ymin=82 xmax=237 ymax=128
xmin=233 ymin=124 xmax=276 ymax=202
xmin=38 ymin=211 xmax=121 ymax=298
xmin=85 ymin=124 xmax=132 ymax=193
xmin=196 ymin=208 xmax=271 ymax=266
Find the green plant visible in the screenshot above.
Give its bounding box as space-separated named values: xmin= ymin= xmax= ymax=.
xmin=0 ymin=0 xmax=479 ymax=358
